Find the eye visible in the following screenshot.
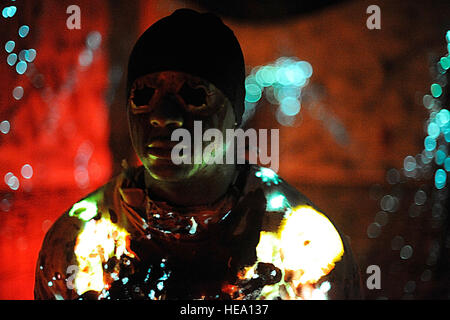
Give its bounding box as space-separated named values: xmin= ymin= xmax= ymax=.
xmin=132 ymin=86 xmax=155 ymax=106
xmin=178 ymin=82 xmax=207 ymax=107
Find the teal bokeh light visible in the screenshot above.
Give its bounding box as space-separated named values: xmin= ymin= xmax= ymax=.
xmin=435 ymin=169 xmax=447 ymax=189
xmin=424 ymin=136 xmax=437 ymax=151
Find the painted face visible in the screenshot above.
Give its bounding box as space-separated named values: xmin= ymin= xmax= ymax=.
xmin=127 ymin=71 xmax=236 ymax=181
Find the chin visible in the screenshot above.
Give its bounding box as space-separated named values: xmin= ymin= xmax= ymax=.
xmin=144 ymin=159 xmax=194 ymax=182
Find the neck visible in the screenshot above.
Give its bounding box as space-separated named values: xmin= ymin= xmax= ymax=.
xmin=144 ymin=164 xmax=238 ymax=207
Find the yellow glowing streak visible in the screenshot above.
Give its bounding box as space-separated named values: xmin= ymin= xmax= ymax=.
xmin=240 ymin=205 xmax=344 ymax=299
xmin=279 ymin=206 xmax=344 ymax=285
xmin=74 ymin=218 xmax=135 ymax=296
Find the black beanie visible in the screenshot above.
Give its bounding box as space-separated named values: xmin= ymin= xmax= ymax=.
xmin=126 ymin=8 xmax=245 ymax=125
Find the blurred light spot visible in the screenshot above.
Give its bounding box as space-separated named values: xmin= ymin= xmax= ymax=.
xmin=408 ymin=203 xmax=421 ymax=218
xmin=403 ymin=281 xmax=416 ymax=293
xmin=1 ymin=120 xmax=10 ymax=134
xmin=435 ymin=149 xmax=446 ymax=165
xmin=444 ymin=157 xmax=450 ymax=171
xmin=41 ymin=219 xmax=52 ymax=233
xmin=400 ymin=245 xmax=413 ymax=260
xmin=276 ymin=67 xmax=291 ymax=86
xmin=12 ymin=86 xmax=23 ymax=100
xmin=78 ymin=49 xmax=93 ymax=67
xmin=445 ymin=130 xmax=450 ymax=143
xmin=245 ymin=57 xmax=313 ymax=128
xmin=256 ymin=66 xmax=275 ymax=87
xmin=18 ymin=25 xmax=29 ymax=38
xmin=4 ymin=172 xmax=13 ymax=186
xmin=18 ymin=49 xmax=27 ymax=61
xmin=32 ymin=73 xmax=44 ymax=89
xmin=440 ymin=57 xmax=450 ymax=70
xmin=374 ymin=211 xmax=389 ymax=226
xmin=5 ymin=40 xmax=15 ymax=53
xmin=414 ymin=190 xmax=427 ymax=205
xmin=245 ymin=83 xmax=262 ymax=103
xmin=380 ymin=195 xmax=398 ymax=212
xmin=436 ymin=109 xmax=450 ymax=127
xmin=423 ymin=94 xmax=434 ymax=109
xmin=297 ymin=61 xmax=313 ymax=78
xmin=275 ymin=107 xmax=296 ymax=127
xmin=86 ymin=31 xmax=102 ymax=50
xmin=25 ymin=48 xmax=36 ymax=62
xmin=386 ymin=168 xmax=400 ymax=184
xmin=431 ymin=83 xmax=442 ymax=98
xmin=420 ymin=269 xmax=432 ymax=282
xmin=2 ymin=6 xmax=16 ymax=18
xmin=15 ymin=60 xmax=27 ymax=74
xmin=1 ymin=198 xmax=11 ymax=212
xmin=280 ymin=96 xmax=301 ymax=116
xmin=432 ymin=203 xmax=444 ymax=220
xmin=7 ymin=175 xmax=19 ymax=190
xmin=367 ymin=222 xmax=381 ymax=238
xmin=275 ymin=86 xmax=301 ymax=101
xmin=403 ymin=156 xmax=417 ymax=172
xmin=435 ymin=169 xmax=447 ymax=189
xmin=21 ymin=164 xmax=33 ymax=179
xmin=267 ymin=193 xmax=286 ymax=211
xmin=424 ymin=136 xmax=437 ymax=151
xmin=421 ymin=152 xmax=432 ymax=165
xmin=427 ymin=122 xmax=440 ymax=139
xmin=7 ymin=53 xmax=17 ymax=66
xmin=74 ymin=166 xmax=89 ymax=189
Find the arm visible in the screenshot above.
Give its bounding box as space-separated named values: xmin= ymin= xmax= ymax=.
xmin=34 ymin=213 xmax=81 ymax=300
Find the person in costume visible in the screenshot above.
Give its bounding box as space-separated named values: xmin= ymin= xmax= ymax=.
xmin=34 ymin=9 xmax=362 ymax=300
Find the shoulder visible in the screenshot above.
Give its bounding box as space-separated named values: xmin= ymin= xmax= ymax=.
xmin=238 ymin=165 xmax=362 ymax=299
xmin=243 ymin=165 xmax=316 ymax=211
xmin=34 ymin=175 xmax=124 ymax=299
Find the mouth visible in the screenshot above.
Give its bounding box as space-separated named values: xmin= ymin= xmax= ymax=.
xmin=146 ymin=139 xmax=179 ymax=160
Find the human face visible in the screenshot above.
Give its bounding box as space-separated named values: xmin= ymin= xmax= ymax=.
xmin=127 ymin=71 xmax=236 ymax=182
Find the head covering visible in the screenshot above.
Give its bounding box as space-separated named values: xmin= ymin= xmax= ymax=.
xmin=127 ymin=8 xmax=245 ymax=125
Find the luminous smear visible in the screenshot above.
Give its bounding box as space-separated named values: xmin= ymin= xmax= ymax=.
xmin=74 ymin=217 xmax=135 ymax=295
xmin=279 ymin=206 xmax=344 ymax=284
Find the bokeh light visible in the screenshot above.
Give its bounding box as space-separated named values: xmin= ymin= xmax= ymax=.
xmin=0 ymin=120 xmax=10 ymax=134
xmin=12 ymin=86 xmax=23 ymax=100
xmin=15 ymin=61 xmax=27 ymax=74
xmin=5 ymin=40 xmax=15 ymax=53
xmin=18 ymin=25 xmax=29 ymax=38
xmin=431 ymin=83 xmax=442 ymax=98
xmin=7 ymin=53 xmax=17 ymax=66
xmin=2 ymin=6 xmax=17 ymax=18
xmin=244 ymin=56 xmax=313 ymax=126
xmin=21 ymin=164 xmax=33 ymax=179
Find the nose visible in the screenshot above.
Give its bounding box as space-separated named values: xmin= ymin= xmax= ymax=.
xmin=149 ymin=93 xmax=184 ymax=128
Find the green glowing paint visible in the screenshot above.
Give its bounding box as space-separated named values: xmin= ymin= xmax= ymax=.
xmin=68 ymin=198 xmax=98 ymax=221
